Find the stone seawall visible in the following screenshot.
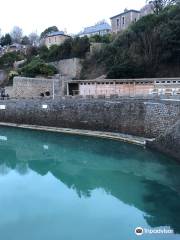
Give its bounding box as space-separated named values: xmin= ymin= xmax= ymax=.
xmin=0 ymin=98 xmax=179 ymax=139
xmin=147 ymin=120 xmax=180 ymax=161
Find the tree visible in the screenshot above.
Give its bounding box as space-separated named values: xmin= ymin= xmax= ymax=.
xmin=0 ymin=34 xmax=12 ymax=46
xmin=39 ymin=45 xmax=49 ymax=61
xmin=148 ymin=0 xmax=177 ymax=14
xmin=71 ymin=37 xmax=90 ymax=58
xmin=26 ymin=46 xmax=38 ymax=60
xmin=11 ymin=26 xmax=23 ymax=43
xmin=21 ymin=36 xmax=30 ymax=45
xmin=0 ymin=52 xmax=24 ymax=67
xmin=40 ymin=26 xmax=59 ymax=39
xmin=89 ymin=34 xmax=113 ymax=43
xmin=29 ymin=32 xmax=39 ymax=46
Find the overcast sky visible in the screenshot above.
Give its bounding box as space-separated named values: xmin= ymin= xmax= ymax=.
xmin=0 ymin=0 xmax=146 ymax=35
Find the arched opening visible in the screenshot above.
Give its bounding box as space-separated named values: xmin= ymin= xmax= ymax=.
xmin=45 ymin=91 xmax=50 ymax=96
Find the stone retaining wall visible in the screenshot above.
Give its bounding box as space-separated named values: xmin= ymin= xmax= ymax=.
xmin=0 ymin=98 xmax=179 ymax=138
xmin=147 ymin=120 xmax=180 ymax=161
xmin=0 ymin=98 xmax=179 ymax=159
xmin=11 ymin=77 xmax=62 ymax=98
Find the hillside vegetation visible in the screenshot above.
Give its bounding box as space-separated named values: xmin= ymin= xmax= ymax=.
xmin=81 ymin=4 xmax=180 ymax=79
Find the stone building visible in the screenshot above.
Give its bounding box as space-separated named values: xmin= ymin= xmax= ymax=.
xmin=44 ymin=31 xmax=71 ymax=48
xmin=110 ymin=2 xmax=154 ymax=33
xmin=7 ymin=77 xmax=62 ymax=99
xmin=78 ymin=21 xmax=111 ymax=37
xmin=110 ymin=9 xmax=140 ymax=33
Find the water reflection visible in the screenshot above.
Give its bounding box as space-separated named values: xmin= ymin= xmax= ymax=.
xmin=0 ymin=126 xmax=180 ymax=238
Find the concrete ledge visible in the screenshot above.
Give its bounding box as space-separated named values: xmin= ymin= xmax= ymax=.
xmin=0 ymin=122 xmax=152 ymax=146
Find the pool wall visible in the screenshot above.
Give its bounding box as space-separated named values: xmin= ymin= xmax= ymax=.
xmin=0 ymin=98 xmax=179 ymax=160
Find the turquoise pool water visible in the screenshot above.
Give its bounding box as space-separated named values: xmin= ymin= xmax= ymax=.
xmin=0 ymin=126 xmax=179 ymax=240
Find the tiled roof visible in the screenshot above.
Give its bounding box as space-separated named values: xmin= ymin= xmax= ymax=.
xmin=47 ymin=31 xmax=66 ymax=37
xmin=79 ymin=22 xmax=111 ymax=35
xmin=110 ymin=9 xmax=140 ymax=19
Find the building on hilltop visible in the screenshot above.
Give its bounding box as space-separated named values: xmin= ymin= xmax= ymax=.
xmin=44 ymin=31 xmax=71 ymax=48
xmin=110 ymin=9 xmax=140 ymax=33
xmin=78 ymin=21 xmax=111 ymax=37
xmin=110 ymin=2 xmax=154 ymax=33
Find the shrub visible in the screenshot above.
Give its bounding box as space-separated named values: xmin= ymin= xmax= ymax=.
xmin=20 ymin=58 xmax=57 ymax=77
xmin=40 ymin=37 xmax=90 ymax=62
xmin=0 ymin=52 xmax=24 ymax=68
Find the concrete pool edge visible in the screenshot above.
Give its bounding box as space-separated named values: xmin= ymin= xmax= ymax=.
xmin=0 ymin=122 xmax=153 ymax=146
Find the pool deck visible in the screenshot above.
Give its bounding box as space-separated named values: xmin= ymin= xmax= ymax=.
xmin=0 ymin=122 xmax=154 ymax=146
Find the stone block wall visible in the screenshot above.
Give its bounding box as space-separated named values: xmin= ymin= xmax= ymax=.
xmin=11 ymin=77 xmax=62 ymax=98
xmin=58 ymin=58 xmax=82 ymax=79
xmin=0 ymin=98 xmax=179 ymax=139
xmin=147 ymin=120 xmax=180 ymax=161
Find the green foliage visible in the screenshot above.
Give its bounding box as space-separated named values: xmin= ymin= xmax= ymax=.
xmin=21 ymin=36 xmax=30 ymax=45
xmin=107 ymin=62 xmax=146 ymax=79
xmin=150 ymin=0 xmax=177 ymax=15
xmin=89 ymin=34 xmax=114 ymax=43
xmin=85 ymin=4 xmax=180 ymax=79
xmin=0 ymin=34 xmax=12 ymax=46
xmin=8 ymin=71 xmax=19 ymax=85
xmin=40 ymin=37 xmax=90 ymax=62
xmin=0 ymin=52 xmax=24 ymax=68
xmin=40 ymin=26 xmax=59 ymax=39
xmin=20 ymin=58 xmax=57 ymax=77
xmin=71 ymin=37 xmax=90 ymax=58
xmin=26 ymin=46 xmax=39 ymax=61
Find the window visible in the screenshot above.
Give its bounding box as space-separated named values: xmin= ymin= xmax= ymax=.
xmin=122 ymin=17 xmax=125 ymax=25
xmin=117 ymin=19 xmax=120 ymax=27
xmin=55 ymin=37 xmax=56 ymax=42
xmin=49 ymin=38 xmax=51 ymax=43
